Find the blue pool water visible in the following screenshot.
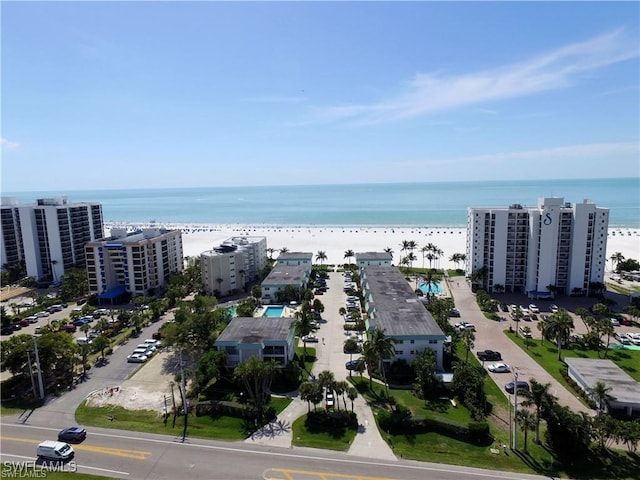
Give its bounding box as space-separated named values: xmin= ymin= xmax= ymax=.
xmin=418 ymin=281 xmax=443 ymax=295
xmin=263 ymin=306 xmax=284 ymax=318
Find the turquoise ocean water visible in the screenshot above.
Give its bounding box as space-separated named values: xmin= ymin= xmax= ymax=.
xmin=5 ymin=178 xmax=639 ymax=227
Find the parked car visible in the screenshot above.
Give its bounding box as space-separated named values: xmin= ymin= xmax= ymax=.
xmin=528 ymin=304 xmax=540 ymax=313
xmin=499 ymin=303 xmax=509 ymax=312
xmin=62 ymin=324 xmax=77 ymax=333
xmin=143 ymin=339 xmax=161 ymax=348
xmin=57 ymin=426 xmax=87 ymax=443
xmin=450 ymin=308 xmax=461 ymax=317
xmin=25 ymin=315 xmax=39 ymax=324
xmin=487 ymin=362 xmax=511 ymax=373
xmin=477 ymin=350 xmax=502 ymax=361
xmin=345 ymin=359 xmax=364 ymax=370
xmin=505 ymin=381 xmax=530 ymax=394
xmin=455 ymin=321 xmax=475 ymax=331
xmin=127 ymin=353 xmax=148 ymax=363
xmin=301 ymin=334 xmax=319 ymax=343
xmin=19 ymin=319 xmax=31 ymax=327
xmin=610 ymin=318 xmax=620 ymax=327
xmin=550 ymin=305 xmax=559 ymax=313
xmin=34 ymin=311 xmax=50 ymax=318
xmin=1 ymin=327 xmax=13 ymax=335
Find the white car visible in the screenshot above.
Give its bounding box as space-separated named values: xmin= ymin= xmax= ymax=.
xmin=127 ymin=353 xmax=148 ymax=363
xmin=301 ymin=334 xmax=319 ymax=343
xmin=528 ymin=304 xmax=540 ymax=313
xmin=455 ymin=322 xmax=475 ymax=331
xmin=487 ymin=362 xmax=511 ymax=373
xmin=551 ymin=305 xmax=559 ymax=313
xmin=610 ymin=318 xmax=620 ymax=327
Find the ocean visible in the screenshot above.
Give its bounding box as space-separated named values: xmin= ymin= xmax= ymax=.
xmin=4 ymin=178 xmax=639 ymax=228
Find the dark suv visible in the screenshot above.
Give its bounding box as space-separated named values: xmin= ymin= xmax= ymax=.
xmin=58 ymin=427 xmax=87 ymax=443
xmin=505 ymin=381 xmax=530 ymax=394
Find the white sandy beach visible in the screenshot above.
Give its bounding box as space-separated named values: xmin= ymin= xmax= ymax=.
xmin=105 ymin=222 xmax=640 ymax=271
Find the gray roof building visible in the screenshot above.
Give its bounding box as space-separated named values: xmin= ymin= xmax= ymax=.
xmin=565 ymin=357 xmax=640 ymax=416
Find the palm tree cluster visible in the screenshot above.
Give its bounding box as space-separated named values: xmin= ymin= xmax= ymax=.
xmin=362 ymin=328 xmax=397 ymax=396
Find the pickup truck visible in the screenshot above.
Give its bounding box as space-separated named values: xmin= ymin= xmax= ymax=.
xmin=477 ymin=350 xmax=502 ymax=361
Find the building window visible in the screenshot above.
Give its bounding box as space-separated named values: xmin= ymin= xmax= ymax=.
xmin=429 ymin=339 xmax=438 ymax=344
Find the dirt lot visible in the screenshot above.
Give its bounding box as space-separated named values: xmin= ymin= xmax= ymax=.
xmin=0 ymin=286 xmax=33 ymax=302
xmin=86 ymin=348 xmax=189 ymax=413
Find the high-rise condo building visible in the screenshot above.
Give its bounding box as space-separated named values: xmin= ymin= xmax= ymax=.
xmin=1 ymin=196 xmax=104 ymax=284
xmin=85 ymin=227 xmax=183 ymax=299
xmin=466 ymin=197 xmax=609 ymax=297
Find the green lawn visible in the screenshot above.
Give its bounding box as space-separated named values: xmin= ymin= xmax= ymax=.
xmin=291 ymin=412 xmax=357 ymax=451
xmin=75 ymin=396 xmax=292 ymax=441
xmin=506 ymin=329 xmax=640 ymax=383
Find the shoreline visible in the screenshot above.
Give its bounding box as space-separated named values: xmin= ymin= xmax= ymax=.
xmin=105 ymin=222 xmax=640 ymax=271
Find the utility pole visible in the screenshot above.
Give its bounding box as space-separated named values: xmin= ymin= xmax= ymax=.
xmin=33 ymin=336 xmax=45 ymax=399
xmin=180 ymin=350 xmax=188 ymax=442
xmin=512 ymin=371 xmax=519 ymax=450
xmin=27 ymin=351 xmax=36 ymax=398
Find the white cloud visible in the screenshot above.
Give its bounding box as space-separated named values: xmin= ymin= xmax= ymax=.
xmin=391 ymin=142 xmax=640 ymax=169
xmin=315 ymin=29 xmax=638 ymax=125
xmin=1 ymin=138 xmax=20 ymax=150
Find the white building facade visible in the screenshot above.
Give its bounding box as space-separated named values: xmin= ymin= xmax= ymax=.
xmin=200 ymin=236 xmax=267 ymax=297
xmin=466 ymin=197 xmax=609 ymax=296
xmin=85 ymin=228 xmax=183 ymax=298
xmin=1 ymin=196 xmax=104 ymax=283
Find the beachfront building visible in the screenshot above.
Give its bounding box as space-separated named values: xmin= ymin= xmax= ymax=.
xmin=275 ymin=251 xmax=313 ymax=267
xmin=85 ymin=227 xmax=183 ymax=300
xmin=466 ymin=197 xmax=609 ymax=297
xmin=359 ymin=264 xmax=446 ymax=370
xmin=214 ymin=316 xmax=296 ymax=367
xmin=355 ymin=251 xmax=393 ymax=267
xmin=200 ymin=236 xmax=267 ymax=297
xmin=260 ymin=264 xmax=311 ymax=305
xmin=1 ymin=196 xmax=103 ymax=284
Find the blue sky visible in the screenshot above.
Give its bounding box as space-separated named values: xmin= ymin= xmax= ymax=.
xmin=2 ymin=1 xmax=639 ymax=192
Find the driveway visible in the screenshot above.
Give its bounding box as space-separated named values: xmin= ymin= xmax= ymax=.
xmin=447 ymin=278 xmax=590 ymax=413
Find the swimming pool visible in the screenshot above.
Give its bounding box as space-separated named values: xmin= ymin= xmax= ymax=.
xmin=418 ymin=281 xmax=443 ymax=295
xmin=263 ymin=306 xmax=285 ymax=318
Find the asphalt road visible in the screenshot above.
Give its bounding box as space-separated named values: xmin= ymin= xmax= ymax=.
xmin=0 ymin=422 xmax=555 ymax=480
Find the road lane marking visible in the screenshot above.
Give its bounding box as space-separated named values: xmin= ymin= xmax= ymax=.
xmin=265 ymin=469 xmax=399 ymax=480
xmin=1 ymin=436 xmax=150 ymax=460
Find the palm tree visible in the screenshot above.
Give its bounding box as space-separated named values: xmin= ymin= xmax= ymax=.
xmin=279 ymin=247 xmax=289 ymax=254
xmin=420 ymin=245 xmax=430 ymax=269
xmin=405 ymin=252 xmax=417 ymax=270
xmin=294 ymin=307 xmax=317 ymax=360
xmin=299 ymin=381 xmax=322 ymax=413
xmin=516 ymin=409 xmax=536 ymax=453
xmin=461 ymin=328 xmax=475 ymax=363
xmin=400 ymin=240 xmax=410 ymax=262
xmin=347 ymin=386 xmax=358 ymax=412
xmin=344 ymin=250 xmax=355 ymax=265
xmin=610 ymin=252 xmax=625 ymax=272
xmin=335 ymin=380 xmax=349 ymax=411
xmin=315 ymin=251 xmax=327 ymax=265
xmin=545 ymin=308 xmax=574 ymax=360
xmin=363 ymin=328 xmax=397 ymax=397
xmin=449 ymin=253 xmax=466 ymax=271
xmin=522 ymin=379 xmax=556 ymax=444
xmin=383 ymin=247 xmax=394 ymax=263
xmin=591 ymin=381 xmax=614 ymax=414
xmin=267 ymin=248 xmax=276 ymax=260
xmin=233 ymin=357 xmax=279 ymax=418
xmin=318 ymin=370 xmax=335 ymax=409
xmin=432 ymin=247 xmax=444 ymax=270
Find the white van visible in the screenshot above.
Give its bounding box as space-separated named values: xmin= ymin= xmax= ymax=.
xmin=36 ymin=440 xmax=74 ymax=460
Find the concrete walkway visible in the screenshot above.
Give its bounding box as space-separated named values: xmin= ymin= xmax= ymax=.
xmin=245 ymin=270 xmax=397 ymax=461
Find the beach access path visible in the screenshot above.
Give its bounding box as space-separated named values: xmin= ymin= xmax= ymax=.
xmin=246 ymin=269 xmax=398 ymax=461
